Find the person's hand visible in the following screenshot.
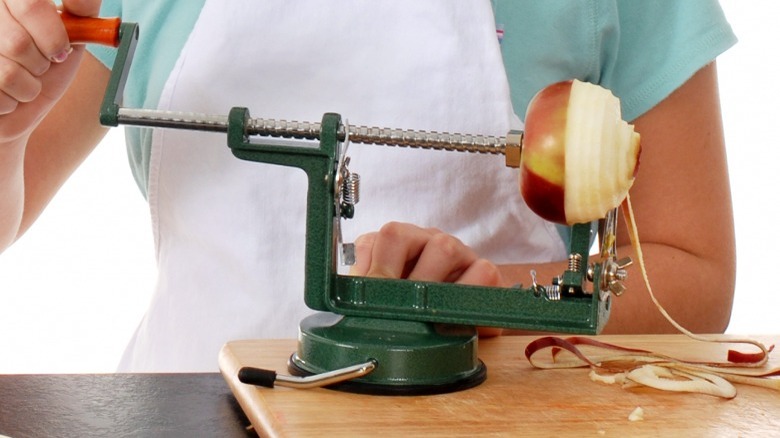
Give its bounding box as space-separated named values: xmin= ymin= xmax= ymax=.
xmin=0 ymin=0 xmax=100 ymax=142
xmin=349 ymin=221 xmax=507 ymax=286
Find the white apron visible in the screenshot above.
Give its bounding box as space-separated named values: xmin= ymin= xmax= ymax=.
xmin=118 ymin=0 xmax=566 ymax=372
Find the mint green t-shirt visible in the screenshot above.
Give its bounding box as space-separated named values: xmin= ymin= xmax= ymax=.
xmin=88 ymin=0 xmax=736 ymax=199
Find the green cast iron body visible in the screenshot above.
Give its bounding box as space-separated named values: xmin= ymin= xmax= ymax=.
xmin=100 ymin=22 xmax=611 ymax=335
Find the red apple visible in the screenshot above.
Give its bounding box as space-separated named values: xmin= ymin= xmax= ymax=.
xmin=520 ymin=80 xmax=641 ymax=225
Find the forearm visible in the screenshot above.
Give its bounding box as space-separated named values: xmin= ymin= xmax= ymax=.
xmin=0 ymin=1 xmax=107 ymax=250
xmin=1 ymin=54 xmax=110 ymax=250
xmin=0 ymin=140 xmax=26 ymax=252
xmin=602 ymin=241 xmax=734 ymax=334
xmin=498 ymin=239 xmax=735 ymax=335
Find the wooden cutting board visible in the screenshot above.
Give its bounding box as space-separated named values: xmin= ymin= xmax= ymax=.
xmin=219 ymin=334 xmax=779 ymax=437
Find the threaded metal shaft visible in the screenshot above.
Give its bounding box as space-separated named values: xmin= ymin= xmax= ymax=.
xmin=117 ymin=108 xmax=515 ymax=155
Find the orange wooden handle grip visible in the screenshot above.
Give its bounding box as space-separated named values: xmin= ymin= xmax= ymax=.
xmin=60 ymin=11 xmax=121 ymax=47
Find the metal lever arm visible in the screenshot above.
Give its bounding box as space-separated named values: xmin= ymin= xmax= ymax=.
xmin=237 ymin=360 xmax=376 ymax=389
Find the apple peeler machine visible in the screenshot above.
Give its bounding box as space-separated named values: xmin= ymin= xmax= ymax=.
xmin=69 ymin=17 xmax=632 ymax=395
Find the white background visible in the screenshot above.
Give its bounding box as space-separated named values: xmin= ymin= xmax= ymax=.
xmin=0 ymin=1 xmax=777 ymax=373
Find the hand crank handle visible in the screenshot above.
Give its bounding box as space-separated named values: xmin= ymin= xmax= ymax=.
xmin=60 ymin=11 xmax=121 ymax=47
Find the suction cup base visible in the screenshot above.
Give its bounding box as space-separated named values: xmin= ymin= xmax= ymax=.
xmin=289 ymin=354 xmax=486 ymax=395
xmin=290 ymin=313 xmax=487 ymax=395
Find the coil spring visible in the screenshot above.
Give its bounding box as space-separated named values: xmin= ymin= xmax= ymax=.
xmin=544 ymin=283 xmax=562 ymax=301
xmin=568 ymin=253 xmax=582 ymax=272
xmin=531 ymin=270 xmax=562 ymax=301
xmin=341 ymin=172 xmax=360 ymax=206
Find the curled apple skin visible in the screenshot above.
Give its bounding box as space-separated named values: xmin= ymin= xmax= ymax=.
xmin=519 ymin=79 xmax=641 ymax=225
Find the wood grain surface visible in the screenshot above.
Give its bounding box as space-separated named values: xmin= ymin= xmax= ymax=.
xmin=219 ymin=334 xmax=779 ymax=437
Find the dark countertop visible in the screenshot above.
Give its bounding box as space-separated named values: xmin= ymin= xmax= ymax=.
xmin=0 ymin=373 xmax=255 ymax=437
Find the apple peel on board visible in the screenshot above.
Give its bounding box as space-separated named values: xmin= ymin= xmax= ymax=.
xmin=520 ymin=79 xmax=641 ymax=225
xmin=524 ymin=199 xmax=779 ymax=399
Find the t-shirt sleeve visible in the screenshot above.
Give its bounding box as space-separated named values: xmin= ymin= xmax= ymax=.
xmin=496 ymin=0 xmax=737 ymax=122
xmin=604 ymin=0 xmax=737 ymax=121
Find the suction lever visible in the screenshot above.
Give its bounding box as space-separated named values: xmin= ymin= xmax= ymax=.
xmin=237 ymin=360 xmax=377 ymax=389
xmin=60 ymin=11 xmax=121 ymax=47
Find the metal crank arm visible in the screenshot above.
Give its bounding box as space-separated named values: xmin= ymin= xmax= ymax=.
xmin=237 ymin=360 xmax=377 ymax=389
